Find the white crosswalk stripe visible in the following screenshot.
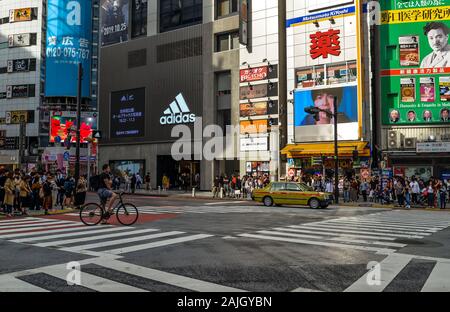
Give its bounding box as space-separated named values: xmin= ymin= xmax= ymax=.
xmin=238 ymin=210 xmax=450 ymax=254
xmin=0 ymin=217 xmax=214 ymax=256
xmin=137 ymin=205 xmax=268 ymax=214
xmin=0 ymin=257 xmax=245 ymax=292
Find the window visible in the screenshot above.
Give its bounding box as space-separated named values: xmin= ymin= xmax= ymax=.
xmin=215 ymin=31 xmax=239 ymax=52
xmin=295 ymin=61 xmax=357 ymax=88
xmin=216 ymin=0 xmax=238 ymax=18
xmin=271 ymin=183 xmax=286 ymax=191
xmin=286 ymin=184 xmax=301 ymax=191
xmin=159 ymin=0 xmax=202 ymax=33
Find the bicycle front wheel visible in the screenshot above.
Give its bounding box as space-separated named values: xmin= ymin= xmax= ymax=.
xmin=80 ymin=203 xmax=104 ymax=226
xmin=116 ymin=203 xmax=139 ymax=226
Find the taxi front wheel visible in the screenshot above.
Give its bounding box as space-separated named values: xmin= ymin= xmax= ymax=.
xmin=263 ymin=196 xmax=274 ymax=207
xmin=309 ymin=198 xmax=320 ymax=209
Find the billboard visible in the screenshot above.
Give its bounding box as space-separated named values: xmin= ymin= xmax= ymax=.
xmin=240 ymin=120 xmax=268 ymax=135
xmin=9 ymin=8 xmax=32 ymax=22
xmin=110 ymin=88 xmax=145 ymax=138
xmin=239 ymin=0 xmax=249 ymax=46
xmin=50 ymin=111 xmax=97 ymax=143
xmin=45 ymin=0 xmax=92 ymax=97
xmin=380 ymin=0 xmax=450 ymax=125
xmin=101 ymin=0 xmax=129 ymax=46
xmin=7 ymin=59 xmax=30 ymax=73
xmin=294 ymin=85 xmax=358 ymax=142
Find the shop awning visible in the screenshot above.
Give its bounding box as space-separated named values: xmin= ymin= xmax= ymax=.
xmin=281 ymin=141 xmax=370 ymax=158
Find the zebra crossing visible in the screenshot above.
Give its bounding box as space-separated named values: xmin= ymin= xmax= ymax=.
xmin=0 ymin=217 xmax=214 ymax=257
xmin=237 ymin=210 xmax=450 ymax=255
xmin=0 ymin=257 xmax=245 ymax=292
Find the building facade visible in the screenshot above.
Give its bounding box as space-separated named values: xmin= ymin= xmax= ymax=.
xmin=377 ymin=0 xmax=450 ymax=181
xmin=98 ymin=0 xmax=242 ymax=190
xmin=0 ymin=1 xmax=45 ymax=168
xmin=282 ymin=0 xmax=372 ymax=179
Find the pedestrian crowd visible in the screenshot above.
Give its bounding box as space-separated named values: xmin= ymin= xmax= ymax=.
xmin=212 ymin=174 xmax=271 ymax=199
xmin=286 ymin=173 xmax=449 ymax=209
xmin=0 ymin=167 xmax=88 ymax=218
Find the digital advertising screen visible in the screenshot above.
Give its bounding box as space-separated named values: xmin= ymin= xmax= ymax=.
xmin=101 ymin=0 xmax=129 ymax=46
xmin=50 ymin=111 xmax=98 ymax=143
xmin=294 ymin=85 xmax=358 ymax=142
xmin=380 ymin=0 xmax=450 ymax=125
xmin=45 ymin=0 xmax=92 ymax=97
xmin=110 ymin=88 xmax=145 ymax=138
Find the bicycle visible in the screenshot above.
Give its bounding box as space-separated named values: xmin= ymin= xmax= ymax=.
xmin=80 ymin=192 xmax=139 ymax=226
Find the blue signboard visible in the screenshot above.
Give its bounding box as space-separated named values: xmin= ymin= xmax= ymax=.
xmin=45 ymin=0 xmax=92 ymax=97
xmin=286 ymin=6 xmax=356 ymax=28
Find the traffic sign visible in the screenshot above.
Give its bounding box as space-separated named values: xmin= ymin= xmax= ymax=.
xmin=92 ymin=130 xmax=102 ymax=139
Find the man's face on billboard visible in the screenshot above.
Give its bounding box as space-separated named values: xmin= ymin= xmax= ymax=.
xmin=390 ymin=110 xmax=399 ymax=119
xmin=427 ymin=28 xmax=449 ymax=52
xmin=424 ymin=111 xmax=432 ymax=118
xmin=408 ymin=111 xmax=415 ymax=119
xmin=442 ymin=110 xmax=449 ymax=118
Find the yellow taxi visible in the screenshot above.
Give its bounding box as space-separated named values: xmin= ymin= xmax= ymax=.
xmin=252 ymin=182 xmax=333 ymax=209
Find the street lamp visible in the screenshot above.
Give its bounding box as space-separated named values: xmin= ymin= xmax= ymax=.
xmin=303 ymin=96 xmax=339 ymax=204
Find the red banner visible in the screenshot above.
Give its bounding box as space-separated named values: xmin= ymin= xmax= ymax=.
xmin=381 ymin=67 xmax=450 ymax=77
xmin=240 ymin=66 xmax=268 ymax=83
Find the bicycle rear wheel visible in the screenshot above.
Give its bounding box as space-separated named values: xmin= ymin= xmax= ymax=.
xmin=116 ymin=203 xmax=139 ymax=226
xmin=80 ymin=203 xmax=104 ymax=226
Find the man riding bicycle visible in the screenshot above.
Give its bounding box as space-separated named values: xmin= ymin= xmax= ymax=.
xmin=98 ymin=164 xmax=118 ymax=223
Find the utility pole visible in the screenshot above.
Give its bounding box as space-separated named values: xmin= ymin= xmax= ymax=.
xmin=333 ymin=97 xmax=339 ymax=204
xmin=75 ymin=63 xmax=83 ymax=187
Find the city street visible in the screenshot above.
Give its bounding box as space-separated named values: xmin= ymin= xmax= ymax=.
xmin=1 ymin=194 xmax=450 ymax=292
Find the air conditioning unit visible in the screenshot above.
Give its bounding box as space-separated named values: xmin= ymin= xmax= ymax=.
xmin=404 ymin=137 xmax=417 ymax=149
xmin=441 ymin=133 xmax=450 ymax=141
xmin=388 ymin=131 xmax=404 ymax=149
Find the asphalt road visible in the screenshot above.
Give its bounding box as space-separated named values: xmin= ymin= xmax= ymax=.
xmin=1 ymin=194 xmax=450 ymax=292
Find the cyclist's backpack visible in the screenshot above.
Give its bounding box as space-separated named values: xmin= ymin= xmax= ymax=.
xmin=90 ymin=175 xmax=101 ymax=191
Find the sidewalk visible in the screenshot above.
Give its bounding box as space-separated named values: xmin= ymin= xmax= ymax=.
xmin=0 ymin=208 xmax=76 ymax=220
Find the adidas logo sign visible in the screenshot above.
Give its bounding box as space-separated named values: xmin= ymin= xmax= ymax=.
xmin=160 ymin=93 xmax=196 ymax=125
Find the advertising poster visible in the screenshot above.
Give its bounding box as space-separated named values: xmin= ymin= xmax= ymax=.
xmin=380 ymin=0 xmax=450 ymax=125
xmin=240 ymin=102 xmax=267 ymax=117
xmin=240 ymin=66 xmax=268 ymax=83
xmin=101 ymin=0 xmax=129 ymax=46
xmin=110 ymin=88 xmax=145 ymax=138
xmin=240 ymin=120 xmax=268 ymax=135
xmin=7 ymin=59 xmax=30 ymax=73
xmin=440 ymin=76 xmax=450 ymax=101
xmin=400 ymin=78 xmax=416 ymax=102
xmin=399 ymin=36 xmax=420 ymax=66
xmin=45 ymin=0 xmax=92 ymax=97
xmin=50 ymin=111 xmax=97 ymax=143
xmin=131 ymin=0 xmax=147 ymax=38
xmin=239 ymin=83 xmax=278 ymax=100
xmin=420 ymin=77 xmax=435 ymax=102
xmin=9 ymin=8 xmax=32 ymax=22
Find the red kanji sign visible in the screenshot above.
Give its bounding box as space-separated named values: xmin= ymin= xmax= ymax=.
xmin=310 ymin=29 xmax=341 ymax=59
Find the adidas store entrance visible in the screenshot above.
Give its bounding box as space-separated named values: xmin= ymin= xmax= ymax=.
xmin=157 ymin=156 xmax=200 ymax=190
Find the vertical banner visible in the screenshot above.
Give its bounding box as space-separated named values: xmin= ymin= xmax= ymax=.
xmin=45 ymin=0 xmax=92 ymax=97
xmin=239 ymin=0 xmax=249 ymax=46
xmin=100 ymin=0 xmax=129 ymax=46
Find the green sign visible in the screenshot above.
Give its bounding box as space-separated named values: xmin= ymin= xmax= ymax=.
xmin=380 ymin=0 xmax=450 ymax=125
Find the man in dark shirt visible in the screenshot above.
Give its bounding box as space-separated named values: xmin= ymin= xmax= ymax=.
xmin=98 ymin=164 xmax=118 ymax=221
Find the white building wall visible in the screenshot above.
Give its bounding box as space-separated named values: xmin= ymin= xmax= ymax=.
xmin=239 ymin=0 xmax=279 ymax=178
xmin=0 ymin=0 xmax=43 ymax=141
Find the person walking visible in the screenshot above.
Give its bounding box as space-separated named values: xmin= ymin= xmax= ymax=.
xmin=360 ymin=179 xmax=369 ymax=202
xmin=410 ymin=178 xmax=420 ymax=204
xmin=55 ymin=170 xmax=65 ymax=208
xmin=343 ymin=178 xmax=350 ymax=203
xmin=438 ymin=181 xmax=447 ymax=209
xmin=19 ymin=176 xmax=32 ymax=215
xmin=145 ymin=172 xmax=151 ymax=191
xmin=212 ymin=176 xmax=220 ymax=198
xmin=131 ymin=174 xmax=137 ymax=194
xmin=0 ymin=169 xmax=7 ymax=213
xmin=75 ymin=175 xmax=88 ymax=208
xmin=63 ymin=176 xmax=75 ymax=208
xmin=42 ymin=174 xmax=55 ymax=215
xmin=3 ymin=171 xmax=15 ymax=217
xmin=404 ymin=184 xmax=411 ymax=209
xmin=395 ymin=180 xmax=405 ymax=207
xmin=31 ymin=173 xmax=42 ymax=211
xmin=162 ymin=174 xmax=170 ymax=191
xmin=427 ymin=181 xmax=435 ymax=208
